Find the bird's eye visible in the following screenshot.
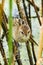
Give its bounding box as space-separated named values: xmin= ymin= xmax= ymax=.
xmin=21 ymin=31 xmax=24 ymax=34
xmin=28 ymin=31 xmax=29 ymax=33
xmin=28 ymin=31 xmax=30 ymax=33
xmin=19 ymin=22 xmax=21 ymax=25
xmin=22 ymin=21 xmax=24 ymax=24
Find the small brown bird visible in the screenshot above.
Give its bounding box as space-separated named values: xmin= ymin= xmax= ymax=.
xmin=13 ymin=18 xmax=31 ymax=42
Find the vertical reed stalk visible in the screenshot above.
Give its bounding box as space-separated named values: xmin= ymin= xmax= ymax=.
xmin=8 ymin=0 xmax=13 ymax=65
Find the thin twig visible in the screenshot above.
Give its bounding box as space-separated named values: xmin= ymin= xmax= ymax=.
xmin=0 ymin=40 xmax=8 ymax=65
xmin=26 ymin=0 xmax=41 ymax=26
xmin=26 ymin=0 xmax=39 ymax=11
